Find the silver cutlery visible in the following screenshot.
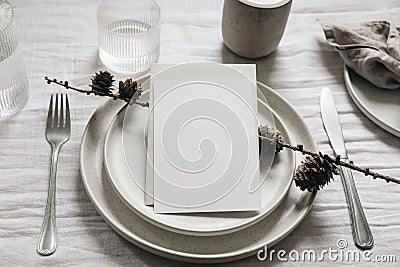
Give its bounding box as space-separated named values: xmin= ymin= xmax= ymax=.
xmin=37 ymin=94 xmax=71 ymax=256
xmin=320 ymin=87 xmax=373 ymax=250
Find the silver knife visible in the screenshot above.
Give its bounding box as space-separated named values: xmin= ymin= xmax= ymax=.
xmin=320 ymin=87 xmax=374 ymax=250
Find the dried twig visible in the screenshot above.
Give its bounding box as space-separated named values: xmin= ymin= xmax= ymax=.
xmin=260 ymin=135 xmax=400 ymax=185
xmin=45 ymin=71 xmax=399 ymax=191
xmin=44 ymin=76 xmax=149 ymax=107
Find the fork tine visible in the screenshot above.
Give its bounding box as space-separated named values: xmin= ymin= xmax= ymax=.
xmin=60 ymin=94 xmax=64 ymax=127
xmin=65 ymin=94 xmax=70 ymax=130
xmin=54 ymin=93 xmax=59 ymax=127
xmin=46 ymin=94 xmax=54 ymax=128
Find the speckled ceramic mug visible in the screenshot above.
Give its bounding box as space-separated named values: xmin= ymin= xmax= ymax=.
xmin=222 ymin=0 xmax=292 ymax=58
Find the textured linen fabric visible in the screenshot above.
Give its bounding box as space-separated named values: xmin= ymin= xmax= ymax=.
xmin=0 ymin=0 xmax=399 ymax=266
xmin=320 ymin=20 xmax=400 ymax=89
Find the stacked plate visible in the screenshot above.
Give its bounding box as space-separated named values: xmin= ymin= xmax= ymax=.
xmin=80 ymin=73 xmax=318 ymax=263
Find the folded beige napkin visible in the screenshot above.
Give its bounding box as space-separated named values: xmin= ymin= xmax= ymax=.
xmin=320 ymin=20 xmax=400 ymax=89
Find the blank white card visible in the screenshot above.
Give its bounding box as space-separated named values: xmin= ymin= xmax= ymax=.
xmin=150 ymin=63 xmax=260 ymax=214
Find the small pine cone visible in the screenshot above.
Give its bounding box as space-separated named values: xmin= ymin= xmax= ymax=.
xmin=294 ymin=153 xmax=339 ymax=192
xmin=274 ymin=129 xmax=284 ymax=153
xmin=90 ymin=71 xmax=115 ymax=94
xmin=118 ymin=78 xmax=138 ymax=99
xmin=258 ymin=125 xmax=285 ymax=154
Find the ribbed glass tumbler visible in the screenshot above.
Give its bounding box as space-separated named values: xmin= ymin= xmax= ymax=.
xmin=97 ymin=0 xmax=161 ymax=74
xmin=0 ymin=0 xmax=29 ymax=119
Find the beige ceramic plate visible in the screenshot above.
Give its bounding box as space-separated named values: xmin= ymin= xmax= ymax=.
xmin=80 ymin=80 xmax=317 ymax=263
xmin=106 ymin=89 xmax=294 ymax=236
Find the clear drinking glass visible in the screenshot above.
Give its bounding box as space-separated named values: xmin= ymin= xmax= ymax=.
xmin=0 ymin=0 xmax=29 ymax=119
xmin=97 ymin=0 xmax=161 ymax=74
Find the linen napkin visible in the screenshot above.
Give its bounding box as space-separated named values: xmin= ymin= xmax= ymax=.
xmin=320 ymin=20 xmax=400 ymax=89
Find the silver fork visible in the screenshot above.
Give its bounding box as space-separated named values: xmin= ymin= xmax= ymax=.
xmin=37 ymin=94 xmax=70 ymax=256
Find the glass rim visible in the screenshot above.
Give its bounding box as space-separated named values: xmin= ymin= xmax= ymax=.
xmin=0 ymin=0 xmax=15 ymax=33
xmin=97 ymin=0 xmax=161 ymax=25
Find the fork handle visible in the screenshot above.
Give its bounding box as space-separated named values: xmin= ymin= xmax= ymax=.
xmin=37 ymin=145 xmax=60 ymax=256
xmin=339 ymin=159 xmax=374 ymax=250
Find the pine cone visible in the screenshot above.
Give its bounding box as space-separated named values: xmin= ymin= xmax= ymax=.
xmin=90 ymin=71 xmax=115 ymax=94
xmin=294 ymin=153 xmax=339 ymax=192
xmin=118 ymin=78 xmax=138 ymax=99
xmin=258 ymin=125 xmax=285 ymax=154
xmin=274 ymin=129 xmax=284 ymax=152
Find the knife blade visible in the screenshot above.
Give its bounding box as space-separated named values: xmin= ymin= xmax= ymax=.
xmin=320 ymin=87 xmax=373 ymax=250
xmin=320 ymin=87 xmax=347 ymax=158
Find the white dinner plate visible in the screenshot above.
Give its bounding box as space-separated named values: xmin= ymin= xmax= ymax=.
xmin=80 ymin=80 xmax=317 ymax=263
xmin=344 ymin=65 xmax=400 ymax=137
xmin=105 ymin=88 xmax=294 ymax=236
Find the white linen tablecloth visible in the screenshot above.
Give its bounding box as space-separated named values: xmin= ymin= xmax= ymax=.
xmin=1 ymin=0 xmax=399 ymax=266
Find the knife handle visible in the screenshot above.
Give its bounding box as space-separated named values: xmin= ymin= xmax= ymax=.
xmin=339 ymin=159 xmax=374 ymax=249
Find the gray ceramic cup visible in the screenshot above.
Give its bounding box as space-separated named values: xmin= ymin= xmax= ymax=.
xmin=222 ymin=0 xmax=292 ymax=58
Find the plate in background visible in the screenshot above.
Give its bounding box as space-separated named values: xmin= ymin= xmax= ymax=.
xmin=344 ymin=65 xmax=400 ymax=137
